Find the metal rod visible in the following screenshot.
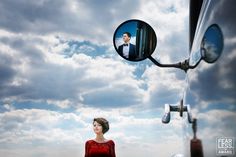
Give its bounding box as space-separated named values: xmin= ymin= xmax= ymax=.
xmin=148 ymin=55 xmax=196 ymax=72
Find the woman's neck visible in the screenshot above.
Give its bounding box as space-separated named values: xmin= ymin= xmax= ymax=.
xmin=95 ymin=134 xmax=105 ymax=141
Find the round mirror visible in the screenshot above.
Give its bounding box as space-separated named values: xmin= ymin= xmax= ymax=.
xmin=113 ymin=19 xmax=157 ymax=61
xmin=201 ymin=24 xmax=224 ymax=63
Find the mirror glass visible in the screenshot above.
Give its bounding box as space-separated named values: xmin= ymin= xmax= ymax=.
xmin=113 ymin=19 xmax=157 ymax=61
xmin=201 ymin=24 xmax=223 ymax=63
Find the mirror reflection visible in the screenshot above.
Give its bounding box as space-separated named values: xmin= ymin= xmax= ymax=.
xmin=201 ymin=24 xmax=224 ymax=63
xmin=113 ymin=19 xmax=157 ymax=61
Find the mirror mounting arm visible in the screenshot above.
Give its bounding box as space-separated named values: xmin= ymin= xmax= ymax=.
xmin=148 ymin=56 xmax=192 ymax=72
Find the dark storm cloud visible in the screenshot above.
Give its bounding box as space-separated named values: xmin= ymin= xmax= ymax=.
xmin=0 ymin=54 xmax=16 ymax=84
xmin=82 ymin=85 xmax=144 ymax=107
xmin=212 ymin=0 xmax=236 ymax=39
xmin=0 ymin=0 xmax=140 ymax=38
xmin=0 ymin=60 xmax=85 ymax=101
xmin=0 ymin=34 xmax=49 ymax=99
xmin=0 ymin=0 xmax=67 ymax=33
xmin=189 ymin=66 xmax=236 ymax=112
xmin=0 ymin=36 xmax=45 ymax=65
xmin=0 ymin=37 xmax=68 ymax=100
xmin=187 ymin=37 xmax=236 ymax=111
xmin=189 ymin=53 xmax=236 ymax=106
xmin=149 ymin=86 xmax=181 ymax=106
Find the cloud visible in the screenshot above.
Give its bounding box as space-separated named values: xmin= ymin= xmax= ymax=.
xmin=0 ymin=109 xmax=85 ymax=145
xmin=0 ymin=32 xmax=145 ymax=108
xmin=142 ymin=65 xmax=186 ymax=107
xmin=0 ymin=0 xmax=141 ymax=45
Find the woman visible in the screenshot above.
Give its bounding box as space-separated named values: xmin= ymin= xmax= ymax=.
xmin=84 ymin=117 xmax=116 ymax=157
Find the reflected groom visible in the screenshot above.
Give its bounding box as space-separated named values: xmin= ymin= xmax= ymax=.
xmin=118 ymin=32 xmax=136 ymax=60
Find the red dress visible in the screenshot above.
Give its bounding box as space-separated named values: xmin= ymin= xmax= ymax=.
xmin=84 ymin=139 xmax=116 ymax=157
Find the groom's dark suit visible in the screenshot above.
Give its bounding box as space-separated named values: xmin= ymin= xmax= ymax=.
xmin=118 ymin=43 xmax=136 ymax=60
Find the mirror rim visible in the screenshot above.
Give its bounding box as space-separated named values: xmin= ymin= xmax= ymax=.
xmin=113 ymin=19 xmax=157 ymax=62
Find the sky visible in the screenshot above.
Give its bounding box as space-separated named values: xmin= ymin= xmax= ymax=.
xmin=2 ymin=0 xmax=232 ymax=157
xmin=114 ymin=20 xmax=137 ymax=48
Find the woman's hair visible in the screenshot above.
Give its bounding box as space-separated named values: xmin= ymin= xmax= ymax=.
xmin=93 ymin=117 xmax=109 ymax=134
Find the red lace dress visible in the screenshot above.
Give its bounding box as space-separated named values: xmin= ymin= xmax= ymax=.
xmin=84 ymin=139 xmax=116 ymax=157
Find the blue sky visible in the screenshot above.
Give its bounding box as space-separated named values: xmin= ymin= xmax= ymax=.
xmin=1 ymin=0 xmax=235 ymax=157
xmin=114 ymin=20 xmax=137 ymax=48
xmin=115 ymin=21 xmax=137 ymax=38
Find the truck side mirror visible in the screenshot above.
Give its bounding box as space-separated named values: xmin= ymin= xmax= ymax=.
xmin=201 ymin=24 xmax=223 ymax=63
xmin=189 ymin=24 xmax=224 ymax=67
xmin=113 ymin=19 xmax=157 ymax=62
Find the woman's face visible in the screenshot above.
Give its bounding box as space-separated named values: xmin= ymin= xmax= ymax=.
xmin=93 ymin=121 xmax=103 ymax=135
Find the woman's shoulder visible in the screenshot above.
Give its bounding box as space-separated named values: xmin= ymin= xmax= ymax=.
xmin=107 ymin=139 xmax=115 ymax=145
xmin=86 ymin=139 xmax=115 ymax=145
xmin=85 ymin=139 xmax=94 ymax=145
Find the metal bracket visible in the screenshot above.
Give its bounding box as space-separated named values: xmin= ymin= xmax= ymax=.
xmin=148 ymin=56 xmax=195 ymax=72
xmin=162 ymin=99 xmax=193 ymax=123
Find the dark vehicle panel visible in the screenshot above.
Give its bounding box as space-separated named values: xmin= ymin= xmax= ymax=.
xmin=184 ymin=0 xmax=236 ymax=156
